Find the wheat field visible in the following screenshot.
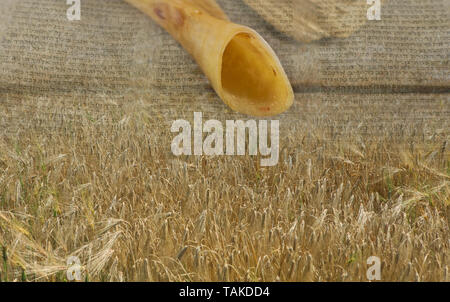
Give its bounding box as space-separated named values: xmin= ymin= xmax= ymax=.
xmin=0 ymin=94 xmax=449 ymax=282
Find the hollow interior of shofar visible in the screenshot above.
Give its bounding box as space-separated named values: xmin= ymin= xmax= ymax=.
xmin=221 ymin=33 xmax=289 ymax=110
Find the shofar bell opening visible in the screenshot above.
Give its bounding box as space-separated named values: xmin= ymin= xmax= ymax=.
xmin=125 ymin=0 xmax=294 ymax=117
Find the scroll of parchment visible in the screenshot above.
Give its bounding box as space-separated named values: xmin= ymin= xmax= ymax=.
xmin=124 ymin=0 xmax=294 ymax=117
xmin=243 ymin=0 xmax=372 ymax=43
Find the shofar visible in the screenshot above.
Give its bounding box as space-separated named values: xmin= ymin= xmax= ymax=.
xmin=124 ymin=0 xmax=294 ymax=117
xmin=243 ymin=0 xmax=370 ymax=43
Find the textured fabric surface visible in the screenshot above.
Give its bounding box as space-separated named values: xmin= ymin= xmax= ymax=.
xmin=0 ymin=0 xmax=448 ymax=133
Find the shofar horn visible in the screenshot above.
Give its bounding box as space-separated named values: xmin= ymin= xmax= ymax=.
xmin=125 ymin=0 xmax=294 ymax=117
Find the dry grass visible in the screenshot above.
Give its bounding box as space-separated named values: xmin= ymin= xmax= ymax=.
xmin=0 ymin=98 xmax=448 ymax=282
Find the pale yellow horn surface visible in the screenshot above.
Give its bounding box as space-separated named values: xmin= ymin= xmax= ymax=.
xmin=125 ymin=0 xmax=294 ymax=117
